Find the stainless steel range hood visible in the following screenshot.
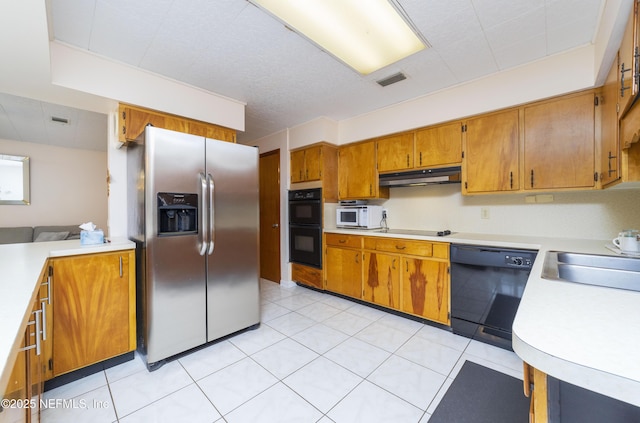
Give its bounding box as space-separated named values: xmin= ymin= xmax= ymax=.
xmin=379 ymin=166 xmax=461 ymax=187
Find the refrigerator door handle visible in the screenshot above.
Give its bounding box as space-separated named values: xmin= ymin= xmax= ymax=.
xmin=199 ymin=172 xmax=208 ymax=256
xmin=207 ymin=173 xmax=215 ymax=255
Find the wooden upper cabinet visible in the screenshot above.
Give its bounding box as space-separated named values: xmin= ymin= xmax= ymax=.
xmin=464 ymin=109 xmax=519 ymax=193
xmin=523 ymin=92 xmax=596 ymax=190
xmin=377 ymin=132 xmax=415 ymax=172
xmin=338 ymin=141 xmax=389 ymax=199
xmin=415 ymin=122 xmax=463 ymax=168
xmin=290 ymin=149 xmax=307 ymax=183
xmin=291 ymin=145 xmax=323 ymax=183
xmin=618 ymin=0 xmax=639 ymax=116
xmin=119 ymin=104 xmax=236 ymax=143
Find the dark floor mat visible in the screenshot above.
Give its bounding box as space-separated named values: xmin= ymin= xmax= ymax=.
xmin=429 ymin=360 xmax=529 ymax=423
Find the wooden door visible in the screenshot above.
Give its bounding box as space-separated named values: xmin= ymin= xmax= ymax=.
xmin=304 ymin=146 xmax=322 ymax=181
xmin=401 ymin=257 xmax=449 ymax=324
xmin=338 ymin=141 xmax=377 ymax=199
xmin=363 ymin=252 xmax=400 ymax=309
xmin=53 ymin=252 xmax=130 ymax=376
xmin=377 ymin=133 xmax=414 ymax=172
xmin=618 ymin=0 xmax=638 ymax=116
xmin=325 ymin=246 xmax=362 ymax=298
xmin=599 ymin=59 xmax=620 ymax=186
xmin=415 ymin=122 xmax=462 ymax=168
xmin=259 ymin=150 xmax=281 ymax=283
xmin=464 ymin=110 xmax=519 ymax=193
xmin=524 ymin=93 xmax=595 ymax=190
xmin=290 ymin=149 xmax=306 ymax=183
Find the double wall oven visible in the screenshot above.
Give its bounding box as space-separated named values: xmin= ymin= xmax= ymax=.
xmin=289 ymin=188 xmax=322 ymax=269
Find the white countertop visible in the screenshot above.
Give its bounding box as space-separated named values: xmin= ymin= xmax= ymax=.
xmin=326 ymin=228 xmax=640 ymax=406
xmin=0 ymin=238 xmax=135 ymax=395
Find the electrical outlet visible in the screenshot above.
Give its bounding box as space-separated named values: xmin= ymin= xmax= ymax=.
xmin=480 ymin=207 xmax=490 ymax=219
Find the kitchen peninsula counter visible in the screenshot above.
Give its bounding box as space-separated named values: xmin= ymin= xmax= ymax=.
xmin=325 ymin=228 xmax=640 ymax=406
xmin=0 ymin=238 xmax=135 ymax=395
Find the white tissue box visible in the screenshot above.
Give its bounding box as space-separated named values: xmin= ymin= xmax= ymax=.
xmin=80 ymin=230 xmax=104 ymax=245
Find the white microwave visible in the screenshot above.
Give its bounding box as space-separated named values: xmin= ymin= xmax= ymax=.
xmin=336 ymin=206 xmax=384 ymax=229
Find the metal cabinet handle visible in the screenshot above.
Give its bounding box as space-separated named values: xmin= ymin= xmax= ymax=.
xmin=355 ymin=252 xmax=359 ymax=263
xmin=41 ymin=301 xmax=47 ymax=341
xmin=510 ymin=171 xmax=513 ymax=189
xmin=621 ymin=62 xmax=632 ymax=97
xmin=20 ymin=310 xmax=42 ymax=356
xmin=339 ymin=239 xmax=346 ymax=243
xmin=392 ymin=259 xmax=396 ymax=269
xmin=396 ymin=245 xmax=406 ymax=250
xmin=119 ymin=256 xmax=123 ymax=278
xmin=530 ymin=169 xmax=534 ymax=188
xmin=406 ymin=154 xmax=409 ymax=167
xmin=272 ymin=223 xmax=279 ymax=228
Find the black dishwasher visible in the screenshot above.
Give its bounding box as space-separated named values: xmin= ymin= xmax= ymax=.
xmin=450 ymin=244 xmax=537 ymax=351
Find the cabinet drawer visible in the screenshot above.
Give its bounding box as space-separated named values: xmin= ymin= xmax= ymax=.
xmin=291 ymin=263 xmax=323 ymax=290
xmin=326 ymin=233 xmax=362 ymax=248
xmin=364 ymin=237 xmax=433 ymax=256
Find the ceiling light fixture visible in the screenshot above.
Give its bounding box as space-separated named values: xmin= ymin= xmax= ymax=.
xmin=250 ymin=0 xmax=429 ymax=75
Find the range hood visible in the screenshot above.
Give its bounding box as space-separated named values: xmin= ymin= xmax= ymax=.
xmin=379 ymin=166 xmax=461 ymax=187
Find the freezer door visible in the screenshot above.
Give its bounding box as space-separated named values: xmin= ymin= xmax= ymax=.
xmin=144 ymin=127 xmax=207 ymax=363
xmin=205 ymin=138 xmax=260 ymax=342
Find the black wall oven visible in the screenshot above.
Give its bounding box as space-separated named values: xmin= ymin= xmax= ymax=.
xmin=289 ymin=189 xmax=322 ymax=269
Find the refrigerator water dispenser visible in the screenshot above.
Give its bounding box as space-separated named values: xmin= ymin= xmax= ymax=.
xmin=157 ymin=192 xmax=198 ymax=235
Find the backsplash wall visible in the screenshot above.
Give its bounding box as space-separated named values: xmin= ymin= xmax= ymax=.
xmin=370 ymin=184 xmax=640 ymax=240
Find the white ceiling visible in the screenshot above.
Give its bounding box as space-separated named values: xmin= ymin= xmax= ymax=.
xmin=0 ymin=0 xmax=610 ymax=147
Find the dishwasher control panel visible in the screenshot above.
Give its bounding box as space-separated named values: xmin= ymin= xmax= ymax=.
xmin=504 ymin=254 xmax=534 ymax=268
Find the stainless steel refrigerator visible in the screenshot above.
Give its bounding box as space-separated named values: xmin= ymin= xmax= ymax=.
xmin=127 ymin=126 xmax=260 ymax=369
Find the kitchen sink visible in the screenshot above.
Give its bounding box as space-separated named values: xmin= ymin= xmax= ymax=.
xmin=542 ymin=251 xmax=640 ymax=292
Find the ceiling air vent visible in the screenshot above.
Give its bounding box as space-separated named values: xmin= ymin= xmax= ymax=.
xmin=376 ymin=72 xmax=407 ymax=87
xmin=50 ymin=116 xmax=69 ymax=125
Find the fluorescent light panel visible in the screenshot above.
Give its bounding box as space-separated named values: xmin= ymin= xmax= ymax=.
xmin=252 ymin=0 xmax=427 ymax=75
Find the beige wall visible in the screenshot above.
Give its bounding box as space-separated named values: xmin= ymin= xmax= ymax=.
xmin=371 ymin=185 xmax=640 ymax=240
xmin=0 ymin=139 xmax=107 ymax=231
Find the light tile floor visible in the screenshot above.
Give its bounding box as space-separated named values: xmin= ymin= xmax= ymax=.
xmin=41 ymin=279 xmax=524 ymax=423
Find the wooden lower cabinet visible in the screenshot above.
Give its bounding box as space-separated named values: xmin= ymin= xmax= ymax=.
xmin=523 ymin=362 xmax=549 ymax=423
xmin=325 ymin=246 xmax=363 ymax=298
xmin=1 ymin=292 xmax=47 ymax=423
xmin=291 ymin=263 xmax=323 ymax=290
xmin=324 ymin=234 xmax=451 ymax=326
xmin=51 ymin=251 xmax=136 ymax=377
xmin=363 ymin=252 xmax=400 ymax=309
xmin=401 ymin=257 xmax=449 ymax=324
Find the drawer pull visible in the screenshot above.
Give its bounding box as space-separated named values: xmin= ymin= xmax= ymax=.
xmin=395 ymin=245 xmax=406 ymax=250
xmin=339 ymin=239 xmax=346 ymax=243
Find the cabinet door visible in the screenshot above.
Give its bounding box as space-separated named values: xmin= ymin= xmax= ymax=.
xmin=325 ymin=246 xmax=362 ymax=299
xmin=415 ymin=122 xmax=462 ymax=168
xmin=524 ymin=93 xmax=596 ymax=190
xmin=401 ymin=257 xmax=449 ymax=324
xmin=377 ymin=133 xmax=414 ymax=172
xmin=1 ymin=332 xmax=28 ymax=423
xmin=189 ymin=121 xmax=236 ymax=142
xmin=123 ymin=107 xmax=165 ymax=141
xmin=290 ymin=150 xmax=306 ymax=183
xmin=464 ymin=110 xmax=519 ymax=193
xmin=618 ymin=0 xmax=638 ymax=116
xmin=338 ymin=141 xmax=378 ymax=199
xmin=363 ymin=252 xmax=400 ymax=309
xmin=304 ymin=145 xmax=323 ymax=181
xmin=53 ymin=252 xmax=131 ymax=376
xmin=600 ymin=59 xmax=620 ymax=186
